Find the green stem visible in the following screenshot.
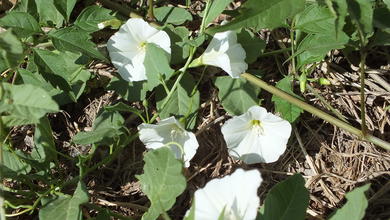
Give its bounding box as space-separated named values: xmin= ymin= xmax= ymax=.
xmin=241 ymin=73 xmax=390 ymax=151
xmin=199 ymin=0 xmax=212 ymax=34
xmin=259 ymin=47 xmax=292 ymax=57
xmin=359 ymin=50 xmax=367 ymax=135
xmin=147 ymin=0 xmax=155 ymax=20
xmin=98 ymin=0 xmax=143 ymax=19
xmin=150 ymin=47 xmax=197 ymax=123
xmin=290 ymin=20 xmax=296 ymax=75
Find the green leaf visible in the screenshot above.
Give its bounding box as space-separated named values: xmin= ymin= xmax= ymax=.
xmin=385 ymin=0 xmax=390 ymax=9
xmin=332 ymin=0 xmax=348 ymax=38
xmin=0 ymin=83 xmax=59 ymax=125
xmin=33 ymin=49 xmax=91 ymax=103
xmin=54 ymin=0 xmax=77 ymax=21
xmin=214 ymin=76 xmax=260 ymax=115
xmin=32 ymin=116 xmax=57 ymax=163
xmin=261 ymin=174 xmax=309 ymax=220
xmin=373 ymin=7 xmax=390 ymax=33
xmin=295 ymin=4 xmax=336 ymax=34
xmin=156 ymin=74 xmax=200 ymax=129
xmin=104 ymin=102 xmax=145 ymax=120
xmin=39 ymin=181 xmax=89 ymax=220
xmin=203 ymin=0 xmax=233 ymax=26
xmin=49 ymin=27 xmax=107 ymax=61
xmin=144 ymin=43 xmax=174 ymax=90
xmin=136 ymin=148 xmax=186 ymax=220
xmin=296 ymin=32 xmax=349 ymax=68
xmin=164 ymin=25 xmax=190 ymax=64
xmin=106 ymin=76 xmax=148 ymax=102
xmin=35 ymin=0 xmax=64 ymax=27
xmin=0 ymin=30 xmax=24 ymax=70
xmin=1 ymin=145 xmax=32 ymax=176
xmin=0 ymin=12 xmax=41 ymax=38
xmin=12 ymin=0 xmax=39 ymax=19
xmin=371 ymin=30 xmax=390 ymax=46
xmin=329 ymin=184 xmax=370 ymax=220
xmin=347 ymin=0 xmax=374 ymax=43
xmin=272 ymin=76 xmax=303 ymax=122
xmin=72 ymin=110 xmax=125 ymax=145
xmin=154 ymin=6 xmax=192 ymax=25
xmin=74 ymin=5 xmax=115 ymax=32
xmin=208 ymin=0 xmax=305 ymax=33
xmin=237 ymin=29 xmax=266 ymax=64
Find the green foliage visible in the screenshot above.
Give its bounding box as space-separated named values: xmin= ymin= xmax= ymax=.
xmin=165 ymin=25 xmax=190 ymax=64
xmin=33 ymin=49 xmax=91 ymax=103
xmin=48 ymin=27 xmax=107 ymax=61
xmin=53 ymin=0 xmax=77 ymax=21
xmin=0 ymin=83 xmax=59 ymax=126
xmin=296 ymin=32 xmax=349 ymax=68
xmin=272 ymin=76 xmax=303 ymax=122
xmin=72 ymin=110 xmax=125 ymax=145
xmin=237 ymin=29 xmax=266 ymax=64
xmin=203 ymin=0 xmax=233 ymax=26
xmin=214 ymin=76 xmax=260 ymax=115
xmin=39 ymin=182 xmax=89 ymax=220
xmin=144 ymin=43 xmax=174 ymax=90
xmin=74 ymin=5 xmax=115 ymax=32
xmin=0 ymin=12 xmax=41 ymax=38
xmin=156 ymin=74 xmax=200 ymax=129
xmin=32 ymin=117 xmax=57 ymax=164
xmin=346 ymin=0 xmax=374 ymax=44
xmin=329 ymin=184 xmax=370 ymax=220
xmin=295 ymin=4 xmax=336 ymax=34
xmin=107 ymin=76 xmax=148 ymax=102
xmin=2 ymin=145 xmax=32 ymax=176
xmin=154 ymin=6 xmax=192 ymax=25
xmin=35 ymin=0 xmax=64 ymax=27
xmin=260 ymin=174 xmax=309 ymax=220
xmin=0 ymin=30 xmax=24 ymax=70
xmin=209 ymin=0 xmax=305 ymax=33
xmin=137 ymin=148 xmax=186 ymax=220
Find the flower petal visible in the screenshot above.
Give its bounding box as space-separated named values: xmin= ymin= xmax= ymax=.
xmin=221 ymin=114 xmax=252 ymax=150
xmin=188 ymin=169 xmax=262 ymax=220
xmin=106 ymin=18 xmax=171 ymax=82
xmin=138 ymin=117 xmax=199 ymax=167
xmin=201 ymin=30 xmax=247 ymax=78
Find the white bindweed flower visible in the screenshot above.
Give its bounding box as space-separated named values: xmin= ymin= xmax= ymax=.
xmin=107 ymin=18 xmax=171 ymax=82
xmin=186 ymin=168 xmax=262 ymax=220
xmin=221 ymin=106 xmax=292 ymax=164
xmin=137 ymin=117 xmax=198 ymax=167
xmin=192 ymin=30 xmax=247 ymax=78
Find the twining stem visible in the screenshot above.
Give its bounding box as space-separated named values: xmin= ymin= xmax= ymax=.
xmin=147 ymin=0 xmax=155 ymax=20
xmin=289 ymin=20 xmax=297 ymax=75
xmin=241 ymin=73 xmax=390 ymax=151
xmin=359 ymin=50 xmax=367 ymax=135
xmin=149 ymin=47 xmax=197 ymax=123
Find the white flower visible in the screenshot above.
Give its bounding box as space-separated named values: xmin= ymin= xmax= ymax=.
xmin=193 ymin=30 xmax=247 ymax=78
xmin=137 ymin=117 xmax=198 ymax=167
xmin=107 ymin=18 xmax=171 ymax=82
xmin=186 ymin=168 xmax=262 ymax=220
xmin=221 ymin=106 xmax=292 ymax=164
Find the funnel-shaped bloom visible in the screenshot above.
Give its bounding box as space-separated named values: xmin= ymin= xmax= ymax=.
xmin=138 ymin=117 xmax=198 ymax=167
xmin=193 ymin=30 xmax=247 ymax=78
xmin=186 ymin=169 xmax=262 ymax=220
xmin=107 ymin=18 xmax=171 ymax=81
xmin=221 ymin=106 xmax=292 ymax=164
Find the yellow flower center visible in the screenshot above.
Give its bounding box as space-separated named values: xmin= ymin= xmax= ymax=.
xmin=250 ymin=120 xmax=264 ymax=136
xmin=138 ymin=41 xmax=147 ymax=50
